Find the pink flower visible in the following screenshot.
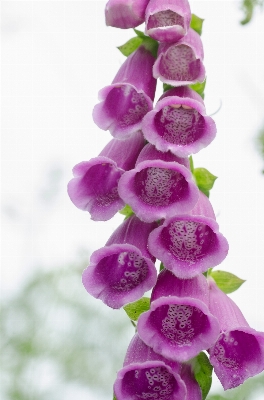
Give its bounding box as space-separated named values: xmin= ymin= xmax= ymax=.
xmin=82 ymin=215 xmax=157 ymax=309
xmin=105 ymin=0 xmax=150 ymax=29
xmin=137 ymin=270 xmax=220 ymax=362
xmin=67 ymin=132 xmax=145 ymax=221
xmin=148 ymin=192 xmax=229 ymax=278
xmin=114 ymin=333 xmax=187 ymax=400
xmin=145 ymin=0 xmax=191 ymax=43
xmin=93 ymin=45 xmax=156 ymax=139
xmin=142 ymin=86 xmax=216 ymax=157
xmin=208 ymin=277 xmax=264 ymax=389
xmin=153 ymin=29 xmax=205 ymax=86
xmin=118 ymin=144 xmax=199 ymax=223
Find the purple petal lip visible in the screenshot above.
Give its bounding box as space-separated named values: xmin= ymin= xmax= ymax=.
xmin=82 ymin=243 xmax=157 ymax=309
xmin=93 ymin=83 xmax=153 ymax=139
xmin=145 ymin=0 xmax=191 ymax=43
xmin=118 ymin=160 xmax=199 ymax=223
xmin=67 ymin=132 xmax=145 ymax=221
xmin=142 ymin=88 xmax=216 ymax=157
xmin=114 ymin=333 xmax=187 ymax=400
xmin=208 ymin=277 xmax=264 ymax=389
xmin=137 ymin=295 xmax=220 ymax=362
xmin=148 ymin=215 xmax=229 ymax=279
xmin=153 ymin=29 xmax=205 ymax=86
xmin=67 ymin=157 xmax=125 ymax=221
xmin=210 ymin=327 xmax=264 ymax=390
xmin=105 ymin=0 xmax=150 ymax=29
xmin=114 ymin=360 xmax=187 ymax=400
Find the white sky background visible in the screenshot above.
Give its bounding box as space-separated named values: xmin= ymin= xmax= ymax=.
xmin=1 ymin=0 xmax=264 ymax=399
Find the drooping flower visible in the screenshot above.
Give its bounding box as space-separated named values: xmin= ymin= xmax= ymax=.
xmin=114 ymin=333 xmax=187 ymax=400
xmin=82 ymin=215 xmax=157 ymax=309
xmin=118 ymin=144 xmax=199 ymax=223
xmin=145 ymin=0 xmax=191 ymax=43
xmin=105 ymin=0 xmax=150 ymax=29
xmin=208 ymin=277 xmax=264 ymax=390
xmin=148 ymin=192 xmax=229 ymax=278
xmin=153 ymin=28 xmax=205 ymax=86
xmin=67 ymin=131 xmax=145 ymax=221
xmin=93 ymin=45 xmax=157 ymax=139
xmin=142 ymin=86 xmax=216 ymax=157
xmin=137 ymin=270 xmax=220 ymax=362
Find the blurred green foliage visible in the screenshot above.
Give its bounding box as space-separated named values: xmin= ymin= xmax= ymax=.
xmin=1 ymin=262 xmax=264 ymax=399
xmin=240 ymin=0 xmax=263 ymax=24
xmin=256 ymin=124 xmax=264 ymax=174
xmin=1 ymin=262 xmax=131 ymax=400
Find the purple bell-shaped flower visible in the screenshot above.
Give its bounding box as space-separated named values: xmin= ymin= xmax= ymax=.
xmin=82 ymin=215 xmax=157 ymax=309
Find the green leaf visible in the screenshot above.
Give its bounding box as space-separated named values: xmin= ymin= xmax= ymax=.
xmin=123 ymin=297 xmax=150 ymax=321
xmin=119 ymin=204 xmax=134 ymax=219
xmin=113 ymin=396 xmax=117 ymax=400
xmin=240 ymin=0 xmax=263 ymax=25
xmin=189 ymin=79 xmax=206 ymax=99
xmin=193 ymin=352 xmax=213 ymax=400
xmin=160 ymin=262 xmax=164 ymax=272
xmin=163 ymin=83 xmax=174 ymax=93
xmin=210 ymin=270 xmax=246 ymax=294
xmin=133 ymin=29 xmax=158 ymax=57
xmin=133 ymin=28 xmax=146 ymax=39
xmin=189 ymin=155 xmax=194 ymax=173
xmin=193 ymin=168 xmax=217 ymax=197
xmin=190 ymin=14 xmax=204 ymax=35
xmin=117 ymin=36 xmax=143 ymax=57
xmin=142 ymin=37 xmax=159 ymax=58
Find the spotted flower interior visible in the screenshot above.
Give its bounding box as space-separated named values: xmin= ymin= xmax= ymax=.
xmin=121 ymin=365 xmax=179 ymax=400
xmin=160 ymin=44 xmax=201 ymax=82
xmin=154 ymin=105 xmax=205 ymax=146
xmin=103 ymin=85 xmax=149 ymax=133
